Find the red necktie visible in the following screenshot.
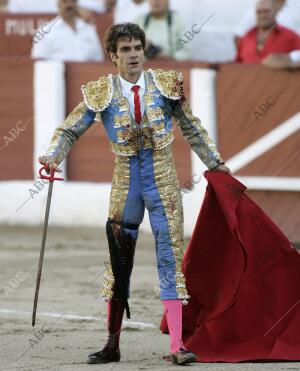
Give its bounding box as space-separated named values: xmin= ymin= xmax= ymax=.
xmin=131 ymin=85 xmax=141 ymax=124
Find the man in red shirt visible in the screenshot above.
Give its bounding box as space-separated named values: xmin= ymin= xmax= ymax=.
xmin=236 ymin=0 xmax=300 ymax=64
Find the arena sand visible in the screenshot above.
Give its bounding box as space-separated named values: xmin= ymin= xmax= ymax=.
xmin=0 ymin=225 xmax=299 ymax=371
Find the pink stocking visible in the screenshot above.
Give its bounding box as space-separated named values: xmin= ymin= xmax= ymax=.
xmin=162 ymin=299 xmax=187 ymax=353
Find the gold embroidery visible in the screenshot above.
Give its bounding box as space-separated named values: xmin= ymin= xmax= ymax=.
xmin=139 ymin=113 xmax=150 ymax=128
xmin=149 ymin=69 xmax=183 ymax=100
xmin=46 ymin=101 xmax=89 ymax=164
xmin=177 ymin=99 xmax=224 ymax=169
xmin=101 ymin=156 xmax=131 ymax=301
xmin=110 ymin=141 xmax=137 ymax=156
xmin=153 ymin=130 xmax=174 ymax=149
xmin=81 ymin=75 xmax=113 ymax=112
xmin=141 ymin=127 xmax=155 ymax=148
xmin=118 ymin=97 xmax=129 ymax=112
xmin=147 ymin=107 xmax=164 ymax=122
xmin=114 ymin=114 xmax=131 ymax=128
xmin=116 ymin=130 xmax=124 ymax=142
xmin=152 ymin=122 xmax=166 ymax=134
xmin=116 ymin=129 xmax=131 ymax=143
xmin=144 ymin=93 xmax=155 ymax=107
xmin=124 ymin=130 xmax=131 ymax=140
xmin=152 ymin=146 xmax=190 ymax=302
xmin=110 ymin=127 xmax=174 ymax=155
xmin=113 ymin=116 xmax=121 ymax=128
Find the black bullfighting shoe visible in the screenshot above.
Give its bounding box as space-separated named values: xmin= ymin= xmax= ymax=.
xmin=170 ymin=348 xmax=197 ymax=365
xmin=87 ymin=347 xmax=121 ymax=364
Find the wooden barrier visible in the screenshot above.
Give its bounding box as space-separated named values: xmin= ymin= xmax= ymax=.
xmin=0 ymin=56 xmax=299 ymax=240
xmin=0 ymin=57 xmax=34 ymax=180
xmin=217 ymin=64 xmax=300 ymax=241
xmin=217 ymin=64 xmax=300 ymax=177
xmin=0 ymin=13 xmax=54 ymax=57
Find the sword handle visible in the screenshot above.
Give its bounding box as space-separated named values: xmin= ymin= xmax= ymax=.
xmin=39 ymin=165 xmax=64 ymax=182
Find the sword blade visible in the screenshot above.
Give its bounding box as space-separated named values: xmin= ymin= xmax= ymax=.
xmin=32 ymin=181 xmax=54 ymax=327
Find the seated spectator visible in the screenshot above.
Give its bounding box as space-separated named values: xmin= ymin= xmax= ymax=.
xmin=7 ymin=0 xmax=58 ymax=12
xmin=78 ymin=0 xmax=116 ymax=23
xmin=236 ymin=0 xmax=300 ymax=64
xmin=134 ymin=0 xmax=191 ymax=61
xmin=262 ymin=50 xmax=300 ymax=69
xmin=31 ymin=0 xmax=104 ymax=62
xmin=114 ymin=0 xmax=149 ymax=24
xmin=235 ymin=0 xmax=300 ymax=38
xmin=114 ymin=0 xmax=195 ymax=27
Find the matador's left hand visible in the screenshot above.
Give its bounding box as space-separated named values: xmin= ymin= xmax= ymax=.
xmin=211 ymin=164 xmax=232 ymax=175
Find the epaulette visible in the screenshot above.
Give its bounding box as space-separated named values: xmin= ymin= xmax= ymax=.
xmin=81 ymin=74 xmax=114 ymax=112
xmin=149 ymin=69 xmax=183 ymax=100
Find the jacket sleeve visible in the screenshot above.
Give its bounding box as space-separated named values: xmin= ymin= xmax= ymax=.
xmin=170 ymin=96 xmax=225 ymax=170
xmin=45 ymin=101 xmax=97 ymax=165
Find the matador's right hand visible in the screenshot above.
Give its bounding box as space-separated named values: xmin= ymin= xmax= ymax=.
xmin=38 ymin=155 xmax=62 ymax=174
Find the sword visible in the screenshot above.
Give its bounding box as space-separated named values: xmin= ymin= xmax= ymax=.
xmin=32 ymin=165 xmax=64 ymax=327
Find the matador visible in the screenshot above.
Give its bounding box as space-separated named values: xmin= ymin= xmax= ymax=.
xmin=39 ymin=22 xmax=231 ymax=366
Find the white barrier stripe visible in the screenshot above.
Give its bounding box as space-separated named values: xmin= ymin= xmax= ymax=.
xmin=34 ymin=61 xmax=66 ymax=179
xmin=0 ymin=308 xmax=156 ymax=329
xmin=227 ymin=112 xmax=300 ymax=173
xmin=236 ymin=176 xmax=300 ymax=191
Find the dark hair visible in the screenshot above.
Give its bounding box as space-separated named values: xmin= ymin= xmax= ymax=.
xmin=104 ymin=23 xmax=146 ymax=58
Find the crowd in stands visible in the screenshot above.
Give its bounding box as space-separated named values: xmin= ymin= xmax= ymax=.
xmin=0 ymin=0 xmax=299 ymax=68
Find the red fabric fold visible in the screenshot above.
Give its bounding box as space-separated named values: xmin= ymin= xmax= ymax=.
xmin=160 ymin=171 xmax=300 ymax=362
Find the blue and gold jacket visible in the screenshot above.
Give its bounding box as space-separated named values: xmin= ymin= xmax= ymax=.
xmin=46 ymin=69 xmax=224 ymax=170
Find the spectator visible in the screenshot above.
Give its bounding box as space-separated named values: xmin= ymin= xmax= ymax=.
xmin=78 ymin=0 xmax=106 ymax=13
xmin=78 ymin=0 xmax=116 ymax=23
xmin=262 ymin=50 xmax=300 ymax=69
xmin=134 ymin=0 xmax=191 ymax=60
xmin=236 ymin=0 xmax=300 ymax=64
xmin=7 ymin=0 xmax=58 ymax=12
xmin=114 ymin=0 xmax=149 ymax=24
xmin=235 ymin=0 xmax=300 ymax=38
xmin=31 ymin=0 xmax=104 ymax=62
xmin=114 ymin=0 xmax=195 ymax=26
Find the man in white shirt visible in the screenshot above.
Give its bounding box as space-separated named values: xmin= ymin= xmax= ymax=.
xmin=31 ymin=0 xmax=104 ymax=62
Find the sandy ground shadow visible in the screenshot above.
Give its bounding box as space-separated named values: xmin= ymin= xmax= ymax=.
xmin=0 ymin=225 xmax=299 ymax=371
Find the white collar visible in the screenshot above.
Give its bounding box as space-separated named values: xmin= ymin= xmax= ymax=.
xmin=119 ymin=72 xmax=145 ymax=96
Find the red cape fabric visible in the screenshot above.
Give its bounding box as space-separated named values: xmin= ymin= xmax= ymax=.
xmin=160 ymin=172 xmax=300 ymax=362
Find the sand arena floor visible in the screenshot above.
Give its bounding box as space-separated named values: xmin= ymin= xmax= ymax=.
xmin=0 ymin=225 xmax=299 ymax=371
